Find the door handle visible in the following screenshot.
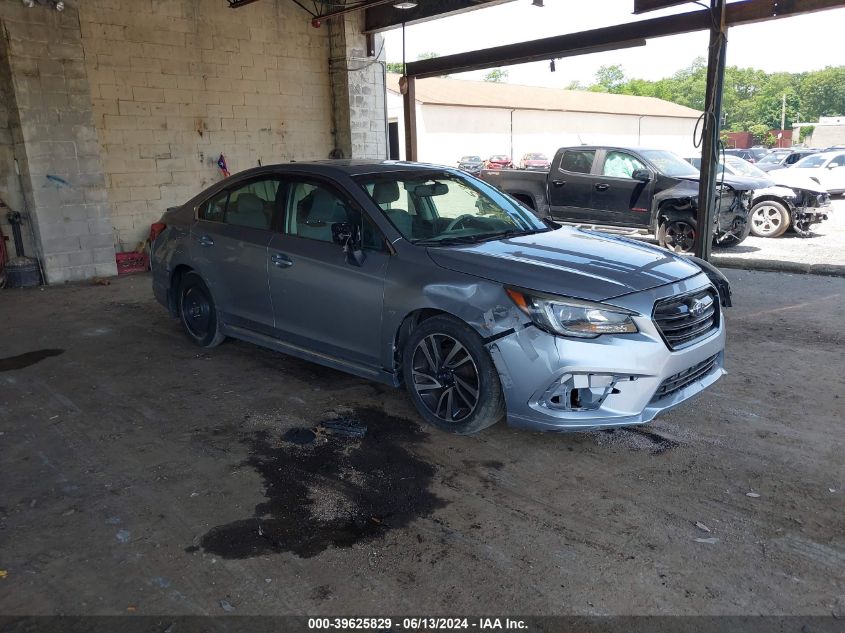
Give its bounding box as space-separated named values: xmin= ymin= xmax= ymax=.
xmin=198 ymin=235 xmax=214 ymax=247
xmin=551 ymin=180 xmax=566 ymax=187
xmin=594 ymin=183 xmax=609 ymax=192
xmin=271 ymin=253 xmax=293 ymax=268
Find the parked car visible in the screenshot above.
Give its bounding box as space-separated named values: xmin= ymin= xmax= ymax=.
xmin=520 ymin=153 xmax=551 ymax=170
xmin=687 ymin=154 xmax=831 ymax=237
xmin=755 ymin=148 xmax=818 ymax=172
xmin=150 ymin=160 xmax=730 ymax=435
xmin=724 ymin=148 xmax=769 ymax=163
xmin=484 ymin=155 xmax=512 ymax=169
xmin=479 ymin=146 xmax=755 ymax=253
xmin=771 ymin=150 xmax=845 ymax=195
xmin=457 ymin=155 xmax=483 ymax=175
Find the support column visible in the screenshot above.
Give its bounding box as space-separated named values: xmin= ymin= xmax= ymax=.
xmin=327 ymin=12 xmax=387 ymax=160
xmin=694 ymin=0 xmax=728 ymax=260
xmin=0 ymin=3 xmax=116 ymax=283
xmin=402 ymin=75 xmax=418 ymax=162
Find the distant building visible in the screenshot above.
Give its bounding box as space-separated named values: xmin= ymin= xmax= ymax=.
xmin=794 ymin=116 xmax=845 ymax=147
xmin=386 ymin=74 xmax=702 ymax=165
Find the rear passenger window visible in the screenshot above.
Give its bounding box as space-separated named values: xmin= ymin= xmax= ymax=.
xmin=225 ymin=178 xmax=281 ymax=230
xmin=559 ymin=150 xmax=595 ymax=174
xmin=198 ymin=190 xmax=228 ymax=222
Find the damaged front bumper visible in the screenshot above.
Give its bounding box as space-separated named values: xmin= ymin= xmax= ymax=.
xmin=487 ymin=273 xmax=726 ymax=431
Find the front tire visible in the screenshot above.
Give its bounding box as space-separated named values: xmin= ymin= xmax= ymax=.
xmin=402 ymin=315 xmax=505 ymax=434
xmin=178 ymin=272 xmax=225 ymax=348
xmin=657 ymin=218 xmax=697 ymax=253
xmin=750 ymin=200 xmax=790 ymax=238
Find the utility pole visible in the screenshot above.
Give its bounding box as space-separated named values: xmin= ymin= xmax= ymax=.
xmin=781 ymin=93 xmax=787 ymax=146
xmin=693 ymin=0 xmax=728 ymax=261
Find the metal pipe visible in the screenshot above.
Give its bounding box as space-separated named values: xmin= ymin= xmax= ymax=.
xmin=693 ymin=0 xmax=728 ymax=261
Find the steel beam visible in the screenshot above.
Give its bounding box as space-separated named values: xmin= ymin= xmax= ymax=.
xmin=633 ymin=0 xmax=693 ymax=14
xmin=364 ymin=0 xmax=513 ymax=33
xmin=693 ymin=0 xmax=728 ymax=261
xmin=404 ymin=0 xmax=845 ymax=79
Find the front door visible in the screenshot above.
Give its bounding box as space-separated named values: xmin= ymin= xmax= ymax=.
xmin=821 ymin=153 xmax=845 ymax=192
xmin=548 ymin=148 xmax=597 ymax=222
xmin=267 ymin=178 xmax=390 ymax=369
xmin=190 ymin=176 xmax=282 ymax=336
xmin=591 ymin=150 xmax=653 ymax=228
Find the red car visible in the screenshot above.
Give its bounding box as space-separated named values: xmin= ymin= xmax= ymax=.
xmin=520 ymin=153 xmax=551 ymax=170
xmin=484 ymin=154 xmax=512 ymax=169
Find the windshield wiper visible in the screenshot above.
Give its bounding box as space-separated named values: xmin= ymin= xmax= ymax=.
xmin=471 ymin=228 xmax=550 ymax=242
xmin=412 ymin=235 xmax=484 ymax=246
xmin=413 ymin=228 xmax=550 ymax=247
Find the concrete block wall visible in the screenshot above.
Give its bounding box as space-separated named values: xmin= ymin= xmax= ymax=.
xmin=77 ymin=0 xmax=336 ymax=249
xmin=328 ymin=12 xmax=387 ymax=160
xmin=0 ymin=4 xmax=118 ymax=282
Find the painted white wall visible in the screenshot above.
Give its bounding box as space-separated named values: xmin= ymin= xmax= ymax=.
xmin=387 ymin=91 xmax=700 ymax=166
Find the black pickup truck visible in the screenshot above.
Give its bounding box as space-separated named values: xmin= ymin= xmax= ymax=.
xmin=479 ymin=146 xmax=755 ymax=252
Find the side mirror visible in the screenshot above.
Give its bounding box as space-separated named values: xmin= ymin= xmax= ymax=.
xmin=331 ymin=221 xmax=354 ymax=246
xmin=631 ymin=168 xmax=654 ymax=182
xmin=331 ymin=221 xmax=366 ymax=267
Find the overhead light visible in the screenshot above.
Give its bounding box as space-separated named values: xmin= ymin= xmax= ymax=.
xmin=532 ymin=0 xmax=544 ymax=6
xmin=393 ymin=1 xmax=418 ymax=8
xmin=21 ymin=0 xmax=36 ymax=7
xmin=550 ymin=59 xmax=556 ymax=72
xmin=55 ymin=1 xmax=64 ymax=10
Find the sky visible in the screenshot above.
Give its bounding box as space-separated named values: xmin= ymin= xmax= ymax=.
xmin=382 ymin=0 xmax=845 ymax=87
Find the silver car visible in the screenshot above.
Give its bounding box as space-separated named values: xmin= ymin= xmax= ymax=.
xmin=150 ymin=161 xmax=728 ymax=434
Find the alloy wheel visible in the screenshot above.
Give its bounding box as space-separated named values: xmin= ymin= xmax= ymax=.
xmin=411 ymin=333 xmax=480 ymax=423
xmin=751 ymin=204 xmax=784 ymax=236
xmin=664 ymin=221 xmax=696 ymax=252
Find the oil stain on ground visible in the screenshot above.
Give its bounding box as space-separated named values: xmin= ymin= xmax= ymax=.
xmin=0 ymin=349 xmax=63 ymax=372
xmin=197 ymin=406 xmax=445 ymax=559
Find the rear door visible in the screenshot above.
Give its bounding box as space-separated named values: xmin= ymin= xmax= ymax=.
xmin=267 ymin=177 xmax=390 ymax=369
xmin=190 ymin=176 xmax=282 ymax=336
xmin=590 ymin=150 xmax=653 ymax=228
xmin=547 ymin=148 xmax=596 ymax=221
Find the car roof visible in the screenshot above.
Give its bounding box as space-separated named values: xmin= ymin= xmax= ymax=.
xmin=221 ymin=160 xmax=458 ymax=179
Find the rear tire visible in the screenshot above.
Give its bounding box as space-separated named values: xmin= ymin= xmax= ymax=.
xmin=750 ymin=200 xmax=790 ymax=238
xmin=657 ymin=217 xmax=697 ymax=253
xmin=402 ymin=315 xmax=504 ymax=435
xmin=178 ymin=272 xmax=225 ymax=348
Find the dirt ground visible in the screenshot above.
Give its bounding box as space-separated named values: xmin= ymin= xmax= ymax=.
xmin=0 ymin=269 xmax=843 ymax=616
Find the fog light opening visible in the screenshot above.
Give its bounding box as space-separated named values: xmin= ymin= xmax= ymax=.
xmin=541 ymin=373 xmax=621 ymax=412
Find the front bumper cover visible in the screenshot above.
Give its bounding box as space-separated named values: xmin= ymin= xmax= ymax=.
xmin=488 ymin=273 xmax=726 ymax=431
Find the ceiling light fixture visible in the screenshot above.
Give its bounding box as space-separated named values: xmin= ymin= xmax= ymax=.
xmin=393 ymin=1 xmax=418 ymax=9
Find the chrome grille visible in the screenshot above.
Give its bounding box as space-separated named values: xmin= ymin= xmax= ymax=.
xmin=653 ymin=288 xmax=719 ymax=350
xmin=651 ymin=354 xmax=719 ymax=403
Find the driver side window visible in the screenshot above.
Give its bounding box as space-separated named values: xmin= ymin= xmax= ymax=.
xmin=602 ymin=151 xmax=646 ymax=179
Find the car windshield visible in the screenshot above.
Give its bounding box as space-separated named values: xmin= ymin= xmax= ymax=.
xmin=641 ymin=150 xmax=700 ymax=178
xmin=525 ymin=154 xmax=547 ymax=160
xmin=794 ymin=154 xmax=828 ymax=168
xmin=355 ymin=170 xmax=549 ymax=245
xmin=490 ymin=155 xmax=509 ymax=161
xmin=460 ymin=156 xmax=480 ymax=162
xmin=757 ymin=153 xmax=783 ymax=165
xmin=724 ymin=156 xmax=768 ymax=178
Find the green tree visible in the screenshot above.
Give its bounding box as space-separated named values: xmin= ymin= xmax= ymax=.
xmin=483 ymin=68 xmax=508 ymax=83
xmin=800 ymin=66 xmax=845 ymax=119
xmin=591 ymin=64 xmax=626 ymax=93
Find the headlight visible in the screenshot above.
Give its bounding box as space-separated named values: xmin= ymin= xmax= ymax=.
xmin=506 ymin=288 xmax=638 ymax=338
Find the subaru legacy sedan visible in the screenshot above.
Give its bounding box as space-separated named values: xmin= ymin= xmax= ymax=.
xmin=150 ymin=160 xmax=729 ymax=434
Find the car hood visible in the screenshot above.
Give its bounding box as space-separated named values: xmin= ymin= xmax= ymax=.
xmin=426 ymin=227 xmax=702 ymax=302
xmin=677 ymin=174 xmax=759 ymax=190
xmin=767 ymin=168 xmax=828 ymax=192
